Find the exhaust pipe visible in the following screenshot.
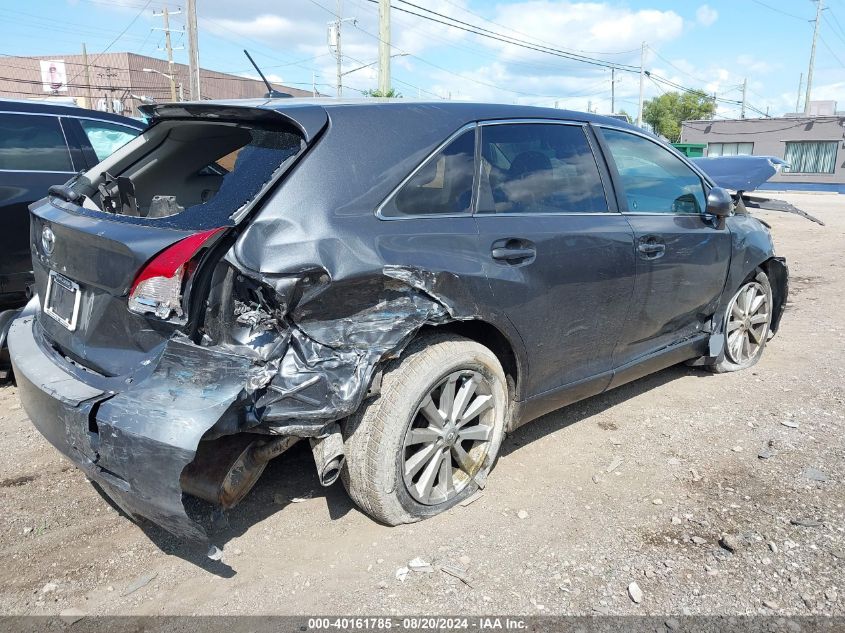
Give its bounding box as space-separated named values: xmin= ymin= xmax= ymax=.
xmin=310 ymin=423 xmax=345 ymax=487
xmin=181 ymin=434 xmax=299 ymax=509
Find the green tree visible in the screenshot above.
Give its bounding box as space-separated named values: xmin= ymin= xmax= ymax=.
xmin=642 ymin=90 xmax=715 ymax=141
xmin=362 ymin=88 xmax=403 ymax=98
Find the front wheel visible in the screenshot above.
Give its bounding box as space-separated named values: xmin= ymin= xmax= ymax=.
xmin=707 ymin=270 xmax=773 ymax=373
xmin=341 ymin=333 xmax=508 ymax=526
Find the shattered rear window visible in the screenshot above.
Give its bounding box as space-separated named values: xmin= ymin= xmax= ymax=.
xmin=71 ymin=121 xmax=304 ymax=230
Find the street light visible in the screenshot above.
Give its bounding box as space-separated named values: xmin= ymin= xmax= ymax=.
xmin=142 ymin=67 xmax=184 ymax=101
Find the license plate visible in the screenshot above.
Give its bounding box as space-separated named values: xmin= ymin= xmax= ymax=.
xmin=44 ymin=271 xmax=82 ymax=331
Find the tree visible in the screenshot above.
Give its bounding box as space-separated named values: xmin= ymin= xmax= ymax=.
xmin=642 ymin=90 xmax=715 ymax=141
xmin=362 ymin=88 xmax=402 ymax=98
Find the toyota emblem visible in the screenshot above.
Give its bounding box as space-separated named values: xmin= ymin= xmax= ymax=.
xmin=41 ymin=226 xmax=55 ymax=256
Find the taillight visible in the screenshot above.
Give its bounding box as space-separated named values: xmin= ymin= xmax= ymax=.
xmin=128 ymin=227 xmax=225 ymax=319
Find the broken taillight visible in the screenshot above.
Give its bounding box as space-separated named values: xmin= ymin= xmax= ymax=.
xmin=128 ymin=227 xmax=225 ymax=319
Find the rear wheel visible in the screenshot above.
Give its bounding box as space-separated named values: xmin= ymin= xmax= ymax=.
xmin=707 ymin=270 xmax=773 ymax=373
xmin=341 ymin=333 xmax=508 ymax=526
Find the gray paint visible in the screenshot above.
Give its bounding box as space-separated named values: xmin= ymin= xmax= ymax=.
xmin=10 ymin=101 xmax=788 ymax=548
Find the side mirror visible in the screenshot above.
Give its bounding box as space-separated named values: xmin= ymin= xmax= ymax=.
xmin=705 ymin=186 xmax=733 ymax=219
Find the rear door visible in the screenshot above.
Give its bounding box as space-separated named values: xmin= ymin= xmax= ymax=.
xmin=473 ymin=120 xmax=636 ymax=397
xmin=596 ymin=126 xmax=731 ymax=365
xmin=0 ymin=112 xmax=78 ymax=305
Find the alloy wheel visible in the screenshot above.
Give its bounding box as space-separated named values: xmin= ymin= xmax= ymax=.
xmin=725 ymin=281 xmax=771 ymax=364
xmin=401 ymin=370 xmax=496 ymax=505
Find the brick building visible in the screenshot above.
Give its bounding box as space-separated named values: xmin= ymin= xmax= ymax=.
xmin=0 ymin=52 xmax=317 ymax=117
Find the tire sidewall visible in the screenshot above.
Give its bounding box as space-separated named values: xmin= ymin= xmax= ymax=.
xmin=388 ymin=348 xmax=508 ymax=520
xmin=718 ymin=270 xmax=773 ymax=371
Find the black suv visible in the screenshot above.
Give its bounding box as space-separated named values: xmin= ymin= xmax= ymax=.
xmin=0 ymin=99 xmax=145 ymax=308
xmin=9 ymin=101 xmax=787 ymax=549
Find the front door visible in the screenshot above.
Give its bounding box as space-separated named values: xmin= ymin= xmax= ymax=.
xmin=597 ymin=126 xmax=732 ymax=366
xmin=473 ymin=121 xmax=636 ymax=398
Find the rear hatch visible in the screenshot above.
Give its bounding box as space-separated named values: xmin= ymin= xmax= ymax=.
xmin=29 ymin=103 xmax=327 ymax=377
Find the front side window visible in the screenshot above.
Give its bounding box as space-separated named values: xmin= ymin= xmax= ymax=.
xmin=0 ymin=113 xmax=72 ymax=172
xmin=79 ymin=119 xmax=140 ymax=162
xmin=601 ymin=128 xmax=705 ymax=215
xmin=477 ymin=123 xmax=608 ymax=214
xmin=380 ymin=128 xmax=476 ymax=217
xmin=783 ymin=141 xmax=838 ymax=174
xmin=708 ymin=142 xmax=753 ymax=157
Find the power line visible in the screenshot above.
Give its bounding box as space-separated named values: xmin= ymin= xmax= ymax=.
xmin=749 ymin=0 xmax=813 ymax=21
xmin=381 ymin=0 xmax=640 ymax=71
xmin=67 ymin=0 xmax=153 ymax=84
xmin=819 ymin=34 xmax=845 ymax=67
xmin=436 ymin=0 xmax=641 ymax=57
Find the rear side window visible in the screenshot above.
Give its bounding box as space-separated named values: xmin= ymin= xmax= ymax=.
xmin=477 ymin=123 xmax=608 ymax=214
xmin=601 ymin=128 xmax=705 ymax=214
xmin=380 ymin=128 xmax=475 ymax=217
xmin=79 ymin=119 xmax=140 ymax=162
xmin=0 ymin=113 xmax=72 ymax=172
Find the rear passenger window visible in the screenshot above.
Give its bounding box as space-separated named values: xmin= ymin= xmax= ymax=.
xmin=477 ymin=123 xmax=608 ymax=214
xmin=0 ymin=113 xmax=73 ymax=172
xmin=600 ymin=128 xmax=705 ymax=214
xmin=380 ymin=128 xmax=475 ymax=217
xmin=78 ymin=119 xmax=140 ymax=162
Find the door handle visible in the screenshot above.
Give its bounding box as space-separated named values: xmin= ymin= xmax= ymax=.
xmin=637 ymin=239 xmax=666 ymax=259
xmin=637 ymin=242 xmax=665 ymax=254
xmin=491 ymin=247 xmax=536 ymax=261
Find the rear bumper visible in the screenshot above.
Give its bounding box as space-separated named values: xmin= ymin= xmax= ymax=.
xmin=9 ymin=312 xmax=253 ymax=544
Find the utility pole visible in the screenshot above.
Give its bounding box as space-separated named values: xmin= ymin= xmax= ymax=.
xmin=378 ymin=0 xmax=391 ymax=96
xmin=81 ymin=43 xmax=93 ymax=109
xmin=153 ymin=6 xmax=181 ymax=102
xmin=97 ymin=67 xmax=118 ymax=113
xmin=637 ymin=41 xmax=646 ymax=127
xmin=186 ymin=0 xmax=200 ymax=100
xmin=795 ymin=72 xmax=804 ymax=113
xmin=740 ymin=77 xmax=747 ymax=119
xmin=330 ymin=0 xmax=344 ymax=97
xmin=329 ymin=1 xmax=356 ymax=98
xmin=805 ymin=0 xmax=823 ymax=113
xmin=611 ymin=67 xmax=616 ymax=114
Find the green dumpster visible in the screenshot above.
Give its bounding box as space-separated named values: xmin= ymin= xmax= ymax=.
xmin=672 ymin=143 xmax=707 ymax=158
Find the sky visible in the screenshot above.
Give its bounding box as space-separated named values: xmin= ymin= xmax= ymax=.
xmin=2 ymin=0 xmax=844 ymax=118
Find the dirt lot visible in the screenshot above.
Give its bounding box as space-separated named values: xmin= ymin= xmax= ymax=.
xmin=1 ymin=192 xmax=843 ymax=617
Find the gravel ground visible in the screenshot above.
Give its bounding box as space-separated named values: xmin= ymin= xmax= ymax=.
xmin=0 ymin=193 xmax=843 ymax=617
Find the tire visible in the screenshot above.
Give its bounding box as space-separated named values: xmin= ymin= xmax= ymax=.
xmin=707 ymin=270 xmax=773 ymax=373
xmin=341 ymin=333 xmax=508 ymax=526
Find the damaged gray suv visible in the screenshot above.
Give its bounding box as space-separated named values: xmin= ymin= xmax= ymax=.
xmin=10 ymin=100 xmax=788 ymax=547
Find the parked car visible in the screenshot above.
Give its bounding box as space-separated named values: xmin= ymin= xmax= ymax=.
xmin=0 ymin=99 xmax=145 ymax=308
xmin=9 ymin=101 xmax=788 ymax=549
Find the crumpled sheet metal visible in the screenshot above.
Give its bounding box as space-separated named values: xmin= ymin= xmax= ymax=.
xmin=91 ymin=337 xmax=255 ymax=542
xmin=247 ymin=266 xmax=467 ymax=429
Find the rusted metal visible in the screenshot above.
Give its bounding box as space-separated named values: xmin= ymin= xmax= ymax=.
xmin=309 ymin=423 xmax=345 ymax=487
xmin=181 ymin=434 xmax=299 ymax=508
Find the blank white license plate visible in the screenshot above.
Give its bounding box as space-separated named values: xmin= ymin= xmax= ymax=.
xmin=44 ymin=271 xmax=81 ymax=331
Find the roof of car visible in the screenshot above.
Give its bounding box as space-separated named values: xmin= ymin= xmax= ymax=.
xmin=215 ymin=97 xmax=639 ymax=130
xmin=0 ymin=98 xmax=146 ymax=127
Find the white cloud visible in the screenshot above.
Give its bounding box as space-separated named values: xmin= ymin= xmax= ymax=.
xmin=696 ymin=5 xmax=719 ymax=27
xmin=486 ymin=2 xmax=684 ymax=63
